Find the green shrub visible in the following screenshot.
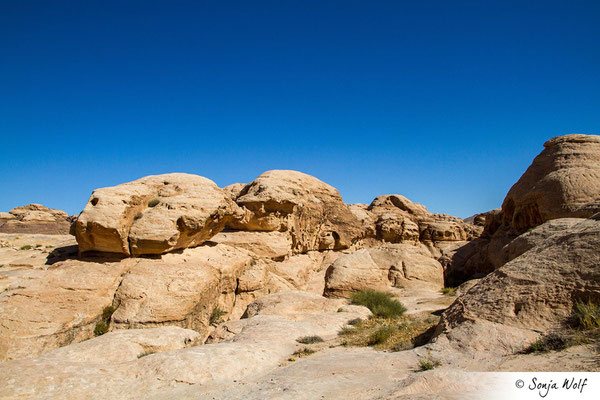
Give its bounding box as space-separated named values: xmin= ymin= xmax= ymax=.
xmin=350 ymin=289 xmax=407 ymax=318
xmin=338 ymin=327 xmax=355 ymax=336
xmin=297 ymin=335 xmax=324 ymax=344
xmin=209 ymin=306 xmax=227 ymax=325
xmin=418 ymin=350 xmax=441 ymax=371
xmin=524 ymin=332 xmax=569 ymax=354
xmin=292 ymin=347 xmax=316 ymax=357
xmin=93 ymin=305 xmax=116 ymax=337
xmin=348 ymin=318 xmax=362 ymax=325
xmin=19 ymin=245 xmax=33 ymax=250
xmin=575 ymin=300 xmax=600 ymax=330
xmin=148 ymin=198 xmax=160 ymax=207
xmin=134 ymin=211 xmax=143 ymax=220
xmin=93 ymin=320 xmax=109 ymax=336
xmin=102 ymin=306 xmax=116 ymax=321
xmin=367 ymin=325 xmax=396 ymax=345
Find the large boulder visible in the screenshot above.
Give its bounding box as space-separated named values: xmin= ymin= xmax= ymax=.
xmin=445 ymin=134 xmax=600 ymax=284
xmin=228 ymin=170 xmax=364 ymax=253
xmin=75 ymin=173 xmax=239 ymax=256
xmin=324 ymin=244 xmax=444 ymax=298
xmin=500 ymin=134 xmax=600 ymax=234
xmin=433 ymin=215 xmax=600 ymax=359
xmin=0 ymin=204 xmax=73 ymax=235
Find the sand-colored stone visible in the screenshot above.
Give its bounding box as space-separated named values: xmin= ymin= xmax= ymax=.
xmin=0 ymin=204 xmax=73 ymax=235
xmin=75 ymin=173 xmax=239 ymax=256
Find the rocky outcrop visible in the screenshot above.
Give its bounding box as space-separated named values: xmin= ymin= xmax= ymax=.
xmin=324 ymin=244 xmax=444 ymax=298
xmin=446 ymin=134 xmax=600 ymax=284
xmin=75 ymin=173 xmax=239 ymax=256
xmin=0 ymin=292 xmax=371 ymax=399
xmin=0 ymin=204 xmax=73 ymax=235
xmin=433 ymin=215 xmax=600 ymax=359
xmin=228 ymin=170 xmax=365 ymax=253
xmin=0 ymin=258 xmax=135 ymax=361
xmin=500 ymin=134 xmax=600 ymax=234
xmin=367 ymin=195 xmax=480 ymax=244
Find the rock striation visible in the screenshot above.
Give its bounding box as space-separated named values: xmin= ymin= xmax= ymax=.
xmin=0 ymin=204 xmax=73 ymax=235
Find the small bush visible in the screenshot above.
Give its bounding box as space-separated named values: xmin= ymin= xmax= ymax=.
xmin=134 ymin=211 xmax=143 ymax=220
xmin=102 ymin=306 xmax=116 ymax=321
xmin=19 ymin=245 xmax=33 ymax=250
xmin=418 ymin=350 xmax=441 ymax=371
xmin=348 ymin=318 xmax=362 ymax=325
xmin=93 ymin=305 xmax=116 ymax=337
xmin=292 ymin=347 xmax=316 ymax=357
xmin=441 ymin=287 xmax=457 ymax=296
xmin=209 ymin=306 xmax=227 ymax=325
xmin=367 ymin=325 xmax=396 ymax=345
xmin=93 ymin=320 xmax=109 ymax=336
xmin=337 ymin=307 xmax=344 ymax=312
xmin=0 ymin=264 xmax=4 ymax=268
xmin=575 ymin=300 xmax=600 ymax=330
xmin=338 ymin=326 xmax=355 ymax=336
xmin=148 ymin=198 xmax=160 ymax=207
xmin=524 ymin=333 xmax=569 ymax=354
xmin=297 ymin=335 xmax=324 ymax=344
xmin=350 ymin=289 xmax=407 ymax=318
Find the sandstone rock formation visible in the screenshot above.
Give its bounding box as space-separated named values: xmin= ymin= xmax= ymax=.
xmin=501 ymin=134 xmax=600 ymax=233
xmin=445 ymin=134 xmax=600 ymax=284
xmin=0 ymin=204 xmax=73 ymax=235
xmin=433 ymin=215 xmax=600 ymax=360
xmin=228 ymin=170 xmax=365 ymax=253
xmin=324 ymin=244 xmax=444 ymax=297
xmin=367 ymin=195 xmax=480 ymax=244
xmin=75 ymin=173 xmax=239 ymax=256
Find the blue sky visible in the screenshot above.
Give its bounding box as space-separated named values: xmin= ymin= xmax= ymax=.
xmin=1 ymin=1 xmax=598 ymax=217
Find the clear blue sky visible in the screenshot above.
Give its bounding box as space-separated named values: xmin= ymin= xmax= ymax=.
xmin=1 ymin=1 xmax=598 ymax=218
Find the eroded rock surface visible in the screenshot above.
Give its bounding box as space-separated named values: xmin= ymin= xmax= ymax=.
xmin=228 ymin=170 xmax=365 ymax=253
xmin=75 ymin=173 xmax=239 ymax=256
xmin=0 ymin=204 xmax=73 ymax=235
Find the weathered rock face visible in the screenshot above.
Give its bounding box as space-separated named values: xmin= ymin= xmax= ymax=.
xmin=75 ymin=173 xmax=239 ymax=256
xmin=0 ymin=258 xmax=135 ymax=361
xmin=210 ymin=230 xmax=292 ymax=260
xmin=228 ymin=170 xmax=364 ymax=253
xmin=500 ymin=134 xmax=600 ymax=234
xmin=433 ymin=216 xmax=600 ymax=358
xmin=111 ymin=244 xmax=254 ymax=338
xmin=324 ymin=244 xmax=444 ymax=298
xmin=367 ymin=195 xmax=480 ymax=244
xmin=445 ymin=134 xmax=600 ymax=285
xmin=0 ymin=204 xmax=73 ymax=235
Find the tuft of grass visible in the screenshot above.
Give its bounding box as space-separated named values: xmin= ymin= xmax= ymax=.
xmin=209 ymin=306 xmax=227 ymax=325
xmin=297 ymin=335 xmax=324 ymax=344
xmin=441 ymin=287 xmax=457 ymax=296
xmin=338 ymin=326 xmax=355 ymax=336
xmin=418 ymin=349 xmax=441 ymax=371
xmin=350 ymin=289 xmax=407 ymax=318
xmin=367 ymin=325 xmax=396 ymax=345
xmin=292 ymin=347 xmax=316 ymax=358
xmin=134 ymin=211 xmax=143 ymax=220
xmin=348 ymin=318 xmax=362 ymax=325
xmin=0 ymin=264 xmax=4 ymax=268
xmin=337 ymin=307 xmax=344 ymax=312
xmin=574 ymin=300 xmax=600 ymax=330
xmin=19 ymin=245 xmax=33 ymax=250
xmin=350 ymin=290 xmax=405 ymax=318
xmin=45 ymin=245 xmax=53 ymax=249
xmin=337 ymin=312 xmax=440 ymax=351
xmin=102 ymin=306 xmax=116 ymax=321
xmin=148 ymin=198 xmax=160 ymax=207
